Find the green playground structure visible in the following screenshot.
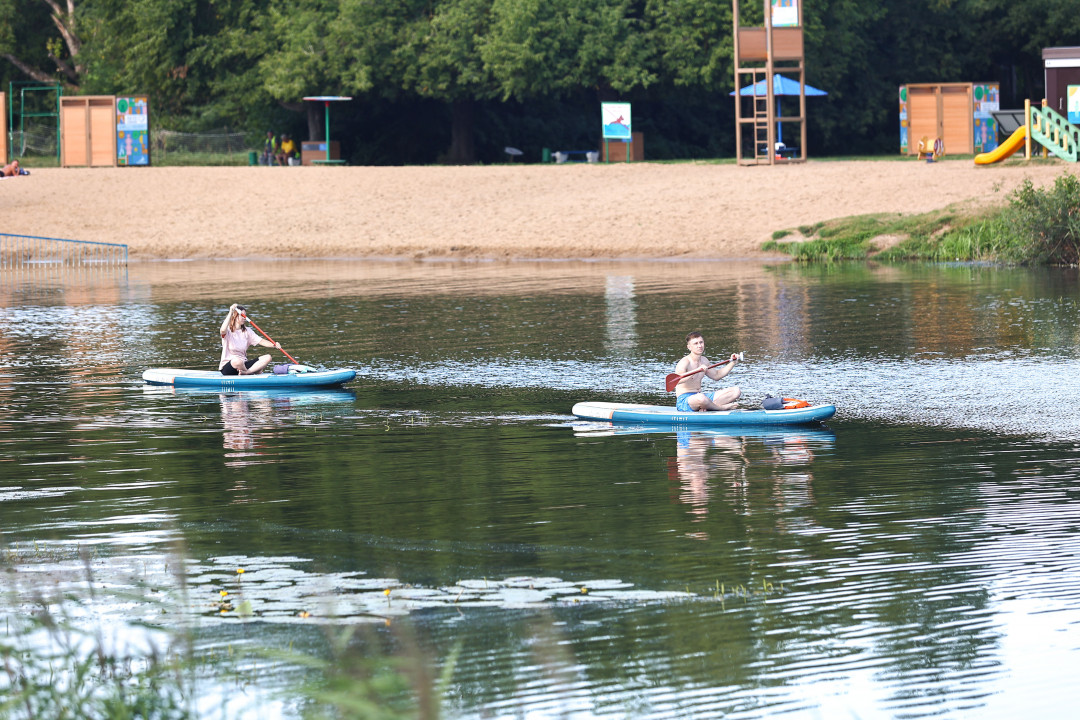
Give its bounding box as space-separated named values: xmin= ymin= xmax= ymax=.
xmin=1029 ymin=102 xmax=1079 ymax=162
xmin=975 ymin=46 xmax=1080 ymax=165
xmin=975 ymin=99 xmax=1080 ymax=164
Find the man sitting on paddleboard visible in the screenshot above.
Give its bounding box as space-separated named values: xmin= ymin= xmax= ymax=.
xmin=219 ymin=304 xmax=281 ymax=375
xmin=673 ymin=332 xmax=741 ymax=412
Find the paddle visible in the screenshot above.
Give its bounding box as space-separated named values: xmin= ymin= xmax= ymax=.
xmin=243 ymin=315 xmax=299 ymax=365
xmin=665 ymin=352 xmax=744 ymax=392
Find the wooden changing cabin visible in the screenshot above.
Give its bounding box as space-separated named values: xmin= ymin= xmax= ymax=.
xmin=60 ymin=96 xmax=117 ymax=167
xmin=899 ymin=82 xmax=1000 ymax=156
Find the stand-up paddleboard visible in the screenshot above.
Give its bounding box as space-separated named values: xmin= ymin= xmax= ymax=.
xmin=573 ymin=422 xmax=837 ymax=442
xmin=143 ymin=384 xmax=357 ymax=403
xmin=572 ymin=401 xmax=835 ymax=426
xmin=143 ymin=366 xmax=356 ymax=389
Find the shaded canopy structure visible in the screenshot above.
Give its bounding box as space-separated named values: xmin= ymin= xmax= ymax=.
xmin=302 ymin=96 xmax=352 ymax=164
xmin=730 ymin=75 xmax=827 ymax=145
xmin=732 ymin=0 xmax=812 ymax=165
xmin=732 ymin=74 xmax=827 ymax=98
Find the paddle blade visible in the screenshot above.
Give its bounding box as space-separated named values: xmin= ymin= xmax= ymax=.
xmin=665 ymin=373 xmax=682 ymax=392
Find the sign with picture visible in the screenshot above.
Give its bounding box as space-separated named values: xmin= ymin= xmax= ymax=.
xmin=601 ymin=102 xmax=632 ymax=140
xmin=116 ymin=96 xmax=149 ymax=166
xmin=771 ymin=0 xmax=799 ymax=27
xmin=1069 ymin=85 xmax=1080 ymax=125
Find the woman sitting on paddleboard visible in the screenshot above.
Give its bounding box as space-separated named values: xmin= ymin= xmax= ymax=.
xmin=219 ymin=304 xmax=281 ymax=375
xmin=673 ymin=331 xmax=741 ymax=411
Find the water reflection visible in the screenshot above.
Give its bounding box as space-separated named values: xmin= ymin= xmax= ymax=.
xmin=671 ymin=431 xmax=746 ymax=527
xmin=8 ymin=260 xmax=1080 ymax=719
xmin=604 ymin=275 xmax=636 ymax=357
xmin=220 ymin=392 xmax=279 ymax=471
xmin=575 ymin=423 xmax=834 ymax=539
xmin=217 ymin=389 xmax=356 ymax=469
xmin=140 ymin=385 xmax=358 ymax=478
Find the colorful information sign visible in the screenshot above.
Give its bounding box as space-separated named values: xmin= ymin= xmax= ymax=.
xmin=601 ymin=102 xmax=632 ymax=140
xmin=973 ymin=83 xmax=1000 ymax=154
xmin=1069 ymin=86 xmax=1080 ymax=125
xmin=116 ymin=96 xmax=149 ymax=166
xmin=771 ymin=0 xmax=799 ymax=27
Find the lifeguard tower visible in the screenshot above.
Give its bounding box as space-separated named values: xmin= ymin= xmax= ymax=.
xmin=732 ymin=0 xmax=808 ymax=165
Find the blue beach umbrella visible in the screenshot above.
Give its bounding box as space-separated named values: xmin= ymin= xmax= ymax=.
xmin=730 ymin=74 xmax=827 ymax=144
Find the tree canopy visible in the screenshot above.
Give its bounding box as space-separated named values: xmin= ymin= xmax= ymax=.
xmin=2 ymin=0 xmax=1079 ymax=163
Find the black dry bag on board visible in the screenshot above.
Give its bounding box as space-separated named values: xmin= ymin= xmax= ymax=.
xmin=762 ymin=395 xmax=784 ymax=410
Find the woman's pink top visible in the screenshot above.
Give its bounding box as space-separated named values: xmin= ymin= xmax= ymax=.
xmin=219 ymin=327 xmax=261 ymax=370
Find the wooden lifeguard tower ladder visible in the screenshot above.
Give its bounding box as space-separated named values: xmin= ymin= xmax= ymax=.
xmin=733 ymin=0 xmax=808 ymax=165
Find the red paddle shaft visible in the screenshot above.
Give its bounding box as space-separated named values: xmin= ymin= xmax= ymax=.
xmin=665 ymin=352 xmax=744 ymax=392
xmin=245 ymin=317 xmax=298 ymax=365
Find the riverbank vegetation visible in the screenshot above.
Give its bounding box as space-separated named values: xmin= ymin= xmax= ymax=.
xmin=764 ymin=172 xmax=1080 ymax=265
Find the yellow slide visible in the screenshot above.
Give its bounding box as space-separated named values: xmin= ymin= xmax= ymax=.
xmin=974 ymin=125 xmax=1027 ymax=164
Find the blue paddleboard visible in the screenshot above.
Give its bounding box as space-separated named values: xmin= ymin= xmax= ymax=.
xmin=571 ymin=401 xmax=835 ymax=426
xmin=142 ymin=367 xmax=356 ymax=390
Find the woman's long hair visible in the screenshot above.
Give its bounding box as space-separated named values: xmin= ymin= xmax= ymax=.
xmin=220 ymin=304 xmax=247 ymax=336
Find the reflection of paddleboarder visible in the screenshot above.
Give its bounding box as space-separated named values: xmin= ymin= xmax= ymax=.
xmin=678 ymin=434 xmax=748 ymax=492
xmin=667 ymin=431 xmax=749 ymax=534
xmin=221 ymin=393 xmax=256 ymax=453
xmin=219 ymin=392 xmax=281 ymax=476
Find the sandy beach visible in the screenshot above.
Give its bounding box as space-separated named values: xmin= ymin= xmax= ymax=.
xmin=1 ymin=160 xmax=1072 ymax=260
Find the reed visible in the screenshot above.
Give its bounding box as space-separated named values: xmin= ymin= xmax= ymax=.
xmin=1 ymin=548 xmax=449 ymax=720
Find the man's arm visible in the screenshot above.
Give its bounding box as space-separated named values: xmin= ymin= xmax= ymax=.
xmin=704 ymin=355 xmax=737 ymax=380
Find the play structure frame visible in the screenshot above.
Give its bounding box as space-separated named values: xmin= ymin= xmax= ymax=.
xmin=7 ymin=81 xmax=62 ymax=164
xmin=732 ymin=0 xmax=808 ymax=165
xmin=974 ymin=98 xmax=1080 ymax=165
xmin=0 ymin=91 xmax=6 ymax=164
xmin=1026 ymin=99 xmax=1079 ymax=162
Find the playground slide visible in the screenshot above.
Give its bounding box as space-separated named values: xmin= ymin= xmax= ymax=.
xmin=974 ymin=125 xmax=1027 ymax=165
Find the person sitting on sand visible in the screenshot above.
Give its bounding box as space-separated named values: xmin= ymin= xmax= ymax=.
xmin=219 ymin=304 xmax=281 ymax=375
xmin=276 ymin=134 xmax=297 ymax=165
xmin=673 ymin=331 xmax=741 ymax=411
xmin=1 ymin=160 xmax=30 ymax=177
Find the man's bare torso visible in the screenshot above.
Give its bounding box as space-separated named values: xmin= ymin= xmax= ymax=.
xmin=674 ymin=354 xmax=710 ymax=395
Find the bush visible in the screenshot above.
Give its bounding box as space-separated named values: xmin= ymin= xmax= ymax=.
xmin=1002 ymin=174 xmax=1080 ymax=264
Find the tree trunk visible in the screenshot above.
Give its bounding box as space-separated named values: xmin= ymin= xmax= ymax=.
xmin=445 ymin=98 xmax=476 ymax=164
xmin=2 ymin=53 xmax=56 ymax=84
xmin=307 ymin=102 xmax=322 ymax=141
xmin=42 ymin=0 xmax=84 ymax=80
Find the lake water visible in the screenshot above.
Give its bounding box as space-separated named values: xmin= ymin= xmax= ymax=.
xmin=2 ymin=259 xmax=1080 ymax=718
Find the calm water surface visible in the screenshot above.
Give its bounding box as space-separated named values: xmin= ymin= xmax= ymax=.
xmin=2 ymin=260 xmax=1080 ymax=718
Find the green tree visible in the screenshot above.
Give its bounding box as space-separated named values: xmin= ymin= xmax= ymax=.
xmin=483 ymin=0 xmax=655 ymax=102
xmin=257 ymin=0 xmax=355 ymax=141
xmin=403 ymin=0 xmax=498 ymax=163
xmin=644 ymin=0 xmax=733 ymax=92
xmin=0 ymin=0 xmax=82 ymax=87
xmin=77 ymin=0 xmax=199 ymax=117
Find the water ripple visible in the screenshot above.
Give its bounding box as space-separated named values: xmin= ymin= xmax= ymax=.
xmin=377 ymin=354 xmax=1080 ymax=438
